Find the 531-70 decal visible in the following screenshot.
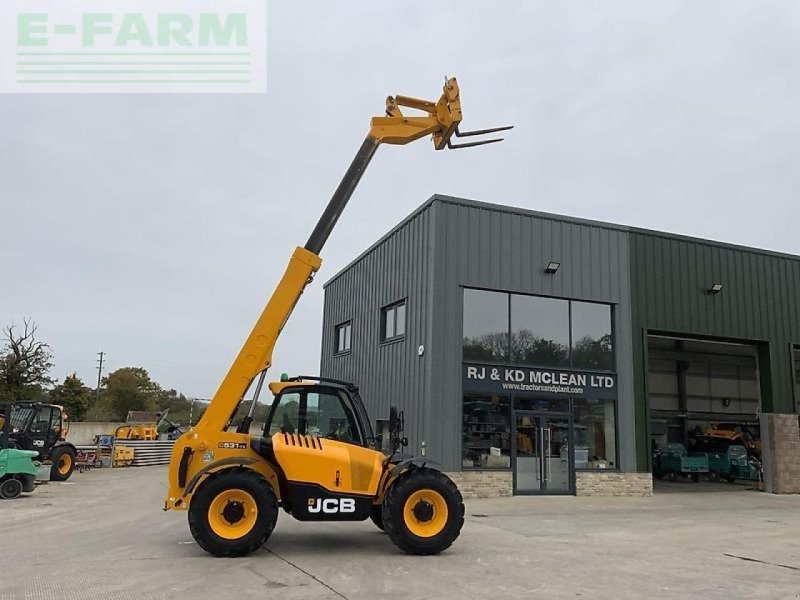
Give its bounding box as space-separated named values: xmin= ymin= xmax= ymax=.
xmin=218 ymin=442 xmax=248 ymax=450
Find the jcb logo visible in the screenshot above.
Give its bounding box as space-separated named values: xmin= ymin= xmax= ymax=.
xmin=307 ymin=498 xmax=356 ymax=514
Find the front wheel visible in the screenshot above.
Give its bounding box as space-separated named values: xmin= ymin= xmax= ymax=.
xmin=383 ymin=468 xmax=464 ymax=555
xmin=370 ymin=505 xmax=385 ymax=532
xmin=50 ymin=446 xmax=76 ymax=481
xmin=188 ymin=469 xmax=278 ymax=557
xmin=0 ymin=477 xmax=23 ymax=499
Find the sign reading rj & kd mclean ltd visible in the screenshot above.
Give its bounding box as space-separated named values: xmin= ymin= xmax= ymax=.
xmin=463 ymin=363 xmax=617 ymax=399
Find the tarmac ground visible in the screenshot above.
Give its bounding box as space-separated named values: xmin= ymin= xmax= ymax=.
xmin=2 ymin=466 xmax=799 ymax=600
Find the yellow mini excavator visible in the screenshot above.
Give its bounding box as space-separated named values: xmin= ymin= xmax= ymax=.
xmin=164 ymin=78 xmax=512 ymax=557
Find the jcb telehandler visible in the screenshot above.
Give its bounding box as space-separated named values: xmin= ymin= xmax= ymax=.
xmin=165 ymin=78 xmax=511 ymax=557
xmin=0 ymin=402 xmax=77 ymax=481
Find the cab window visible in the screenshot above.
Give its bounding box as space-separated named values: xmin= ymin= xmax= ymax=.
xmin=305 ymin=391 xmax=362 ymax=445
xmin=267 ymin=392 xmax=300 ymax=436
xmin=30 ymin=406 xmax=55 ymax=435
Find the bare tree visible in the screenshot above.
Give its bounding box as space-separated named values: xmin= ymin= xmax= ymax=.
xmin=0 ymin=318 xmax=54 ymax=401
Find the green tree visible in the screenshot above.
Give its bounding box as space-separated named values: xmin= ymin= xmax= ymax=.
xmin=51 ymin=373 xmax=92 ymax=421
xmin=102 ymin=367 xmax=160 ymax=420
xmin=0 ymin=319 xmax=54 ymax=402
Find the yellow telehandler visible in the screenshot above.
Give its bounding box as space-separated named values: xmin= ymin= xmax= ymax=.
xmin=164 ymin=78 xmax=511 ymax=557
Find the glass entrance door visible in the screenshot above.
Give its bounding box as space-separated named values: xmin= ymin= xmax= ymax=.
xmin=513 ymin=412 xmax=573 ymax=494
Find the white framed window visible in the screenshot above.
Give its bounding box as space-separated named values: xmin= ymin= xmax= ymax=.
xmin=335 ymin=321 xmax=352 ymax=355
xmin=381 ymin=300 xmax=406 ymax=342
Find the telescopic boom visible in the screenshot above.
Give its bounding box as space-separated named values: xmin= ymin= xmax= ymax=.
xmin=193 ymin=77 xmax=512 ymax=433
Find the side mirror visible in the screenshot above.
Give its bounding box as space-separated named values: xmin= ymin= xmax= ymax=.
xmin=389 ymin=405 xmax=400 ymax=435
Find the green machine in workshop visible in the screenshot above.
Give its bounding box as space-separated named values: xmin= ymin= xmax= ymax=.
xmin=0 ymin=403 xmax=39 ymax=499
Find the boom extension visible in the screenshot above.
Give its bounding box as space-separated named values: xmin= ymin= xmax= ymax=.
xmin=191 ymin=77 xmax=512 ymax=434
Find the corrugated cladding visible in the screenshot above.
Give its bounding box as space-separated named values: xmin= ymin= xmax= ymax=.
xmin=321 ymin=203 xmax=435 ymax=457
xmin=630 ymin=232 xmax=800 ymax=467
xmin=429 ymin=196 xmax=636 ymax=471
xmin=321 ymin=194 xmax=800 ymax=474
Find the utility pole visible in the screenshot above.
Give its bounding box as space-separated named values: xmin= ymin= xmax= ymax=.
xmin=95 ymin=351 xmax=105 ymax=405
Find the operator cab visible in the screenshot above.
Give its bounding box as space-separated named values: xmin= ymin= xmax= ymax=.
xmin=264 ymin=376 xmax=376 ymax=449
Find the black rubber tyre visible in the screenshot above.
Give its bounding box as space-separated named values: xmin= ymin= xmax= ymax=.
xmin=0 ymin=477 xmax=23 ymax=499
xmin=690 ymin=473 xmax=700 ymax=483
xmin=708 ymin=471 xmax=720 ymax=483
xmin=382 ymin=468 xmax=464 ymax=555
xmin=188 ymin=468 xmax=278 ymax=557
xmin=370 ymin=505 xmax=386 ymax=532
xmin=50 ymin=445 xmax=76 ymax=482
xmin=725 ymin=475 xmax=736 ymax=483
xmin=667 ymin=471 xmax=678 ymax=482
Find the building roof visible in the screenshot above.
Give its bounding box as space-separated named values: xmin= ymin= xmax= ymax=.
xmin=323 ymin=194 xmax=800 ymax=288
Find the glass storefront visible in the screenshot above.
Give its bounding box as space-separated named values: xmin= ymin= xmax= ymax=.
xmin=462 ymin=393 xmax=511 ymax=468
xmin=463 ymin=288 xmax=614 ymax=370
xmin=510 ymin=295 xmax=569 ymax=367
xmin=571 ymin=301 xmax=613 ymax=370
xmin=573 ymin=398 xmax=617 ymax=469
xmin=463 ymin=289 xmax=509 ymax=362
xmin=461 ymin=288 xmax=619 ymax=490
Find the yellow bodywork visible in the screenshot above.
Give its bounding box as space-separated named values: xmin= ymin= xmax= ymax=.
xmin=272 ymin=432 xmax=384 ymax=496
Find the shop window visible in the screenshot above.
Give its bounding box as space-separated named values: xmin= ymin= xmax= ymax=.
xmin=573 ymin=399 xmax=616 ymax=469
xmin=510 ymin=295 xmax=570 ymax=367
xmin=462 ymin=393 xmax=511 ymax=469
xmin=381 ymin=300 xmax=406 ymax=342
xmin=463 ymin=289 xmax=509 ymax=362
xmin=334 ymin=321 xmax=351 ymax=355
xmin=571 ymin=301 xmax=613 ymax=370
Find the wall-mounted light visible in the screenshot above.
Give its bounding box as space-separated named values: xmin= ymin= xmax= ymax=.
xmin=707 ymin=283 xmax=723 ymax=295
xmin=545 ymin=261 xmax=560 ymax=275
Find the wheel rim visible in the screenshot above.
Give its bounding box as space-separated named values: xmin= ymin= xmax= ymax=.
xmin=58 ymin=454 xmax=72 ymax=475
xmin=208 ymin=488 xmax=258 ymax=540
xmin=2 ymin=479 xmax=22 ymax=498
xmin=403 ymin=489 xmax=448 ymax=538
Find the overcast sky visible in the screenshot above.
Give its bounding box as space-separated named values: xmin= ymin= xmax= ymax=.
xmin=1 ymin=1 xmax=798 ymax=399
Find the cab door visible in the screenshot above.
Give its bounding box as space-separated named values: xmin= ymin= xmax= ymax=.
xmin=27 ymin=406 xmax=61 ymax=456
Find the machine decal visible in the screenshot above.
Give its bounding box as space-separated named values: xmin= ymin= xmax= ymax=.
xmin=202 ymin=450 xmax=215 ymax=463
xmin=218 ymin=442 xmax=248 ymax=450
xmin=307 ymin=497 xmax=356 ymax=514
xmin=288 ymin=482 xmax=371 ymax=521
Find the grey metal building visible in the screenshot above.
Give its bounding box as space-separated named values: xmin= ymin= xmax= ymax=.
xmin=321 ymin=195 xmax=800 ymax=496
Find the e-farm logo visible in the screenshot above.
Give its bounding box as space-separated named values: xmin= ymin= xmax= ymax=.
xmin=0 ymin=0 xmax=266 ymax=93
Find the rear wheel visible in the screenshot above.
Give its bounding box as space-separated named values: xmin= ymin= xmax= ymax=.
xmin=383 ymin=468 xmax=464 ymax=555
xmin=188 ymin=469 xmax=278 ymax=557
xmin=0 ymin=478 xmax=23 ymax=499
xmin=50 ymin=446 xmax=76 ymax=481
xmin=369 ymin=505 xmax=385 ymax=532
